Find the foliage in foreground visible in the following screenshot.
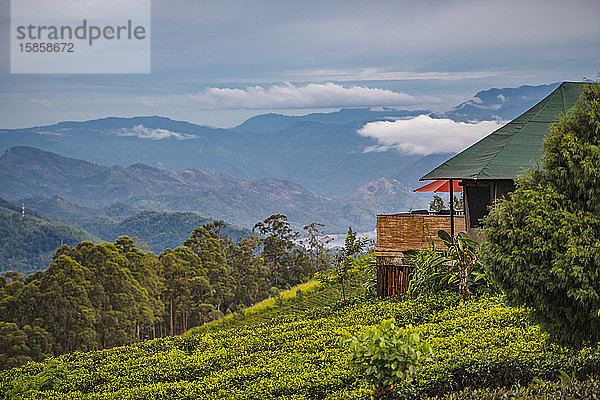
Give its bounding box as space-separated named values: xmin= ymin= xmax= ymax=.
xmin=482 ymin=82 xmax=600 ymax=347
xmin=405 ymin=229 xmax=497 ymax=301
xmin=343 ymin=318 xmax=432 ymax=398
xmin=2 ymin=293 xmax=600 ymax=399
xmin=428 ymin=376 xmax=600 ymax=400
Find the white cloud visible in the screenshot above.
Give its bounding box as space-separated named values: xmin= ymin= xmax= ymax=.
xmin=285 ymin=68 xmax=500 ymax=82
xmin=497 ymin=94 xmax=506 ymax=102
xmin=34 ymin=130 xmax=64 ymax=136
xmin=30 ymin=98 xmax=52 ymax=107
xmin=357 ymin=115 xmax=503 ymax=155
xmin=146 ymin=82 xmax=425 ymax=110
xmin=115 ymin=125 xmax=195 ymax=140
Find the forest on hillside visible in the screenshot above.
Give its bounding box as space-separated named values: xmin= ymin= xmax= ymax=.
xmin=0 ymin=206 xmax=100 ymax=275
xmin=0 ymin=197 xmax=250 ymax=275
xmin=0 ymin=215 xmax=334 ymax=370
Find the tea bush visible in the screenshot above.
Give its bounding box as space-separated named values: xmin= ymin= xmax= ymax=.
xmin=343 ymin=318 xmax=432 ymax=393
xmin=426 ymin=376 xmax=600 ymax=399
xmin=1 ymin=293 xmax=600 ymax=399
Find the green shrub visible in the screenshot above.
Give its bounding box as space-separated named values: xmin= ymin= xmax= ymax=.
xmin=406 ymin=230 xmax=497 ymax=300
xmin=343 ymin=318 xmax=432 ymax=398
xmin=482 ymin=82 xmax=600 ymax=347
xmin=426 ymin=376 xmax=600 ymax=399
xmin=405 ymin=246 xmax=447 ymax=297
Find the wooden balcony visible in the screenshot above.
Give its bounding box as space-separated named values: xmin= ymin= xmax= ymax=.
xmin=375 ymin=212 xmax=466 ymax=297
xmin=376 ymin=212 xmax=466 ymax=254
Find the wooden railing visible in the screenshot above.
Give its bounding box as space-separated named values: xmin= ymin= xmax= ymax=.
xmin=376 ymin=213 xmax=466 ymax=253
xmin=375 ymin=212 xmax=466 ymax=297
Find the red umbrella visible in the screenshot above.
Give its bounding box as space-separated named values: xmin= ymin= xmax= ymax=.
xmin=414 ymin=179 xmax=462 ymax=193
xmin=413 ymin=179 xmax=462 ymax=239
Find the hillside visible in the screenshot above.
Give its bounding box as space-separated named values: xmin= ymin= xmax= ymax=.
xmin=98 ymin=211 xmax=251 ymax=253
xmin=3 ymin=285 xmax=600 ymax=399
xmin=20 ymin=197 xmax=250 ymax=255
xmin=0 ymin=195 xmax=250 ymax=274
xmin=19 ymin=196 xmax=132 ymax=238
xmin=1 ymin=147 xmax=428 ymax=232
xmin=0 ymin=200 xmax=100 ymax=275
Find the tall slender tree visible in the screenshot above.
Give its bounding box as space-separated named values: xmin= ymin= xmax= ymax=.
xmin=302 ymin=222 xmax=333 ymax=275
xmin=36 ymin=255 xmax=97 ymax=353
xmin=185 ymin=225 xmax=231 ymax=311
xmin=253 ymin=214 xmax=298 ymax=288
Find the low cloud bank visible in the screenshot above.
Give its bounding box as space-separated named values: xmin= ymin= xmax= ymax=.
xmin=357 ymin=115 xmax=503 ymax=155
xmin=115 ymin=125 xmax=195 ymax=140
xmin=145 ymin=82 xmax=429 ymax=110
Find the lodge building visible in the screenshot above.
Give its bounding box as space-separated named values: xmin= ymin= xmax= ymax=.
xmin=376 ymin=82 xmax=585 ymax=296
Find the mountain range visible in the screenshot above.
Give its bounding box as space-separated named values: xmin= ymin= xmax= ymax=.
xmin=0 ymin=83 xmax=561 ymax=236
xmin=0 ymin=146 xmax=427 ymax=233
xmin=0 ymin=109 xmax=426 ymax=197
xmin=0 ymin=83 xmax=559 ymax=198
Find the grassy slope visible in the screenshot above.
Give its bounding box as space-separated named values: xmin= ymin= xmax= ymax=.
xmin=2 ymin=277 xmax=600 ymax=399
xmin=197 ymin=278 xmax=359 ymax=333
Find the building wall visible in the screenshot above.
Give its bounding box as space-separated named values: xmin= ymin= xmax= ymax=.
xmin=375 ymin=213 xmax=466 ymax=297
xmin=376 ymin=213 xmax=466 ymax=253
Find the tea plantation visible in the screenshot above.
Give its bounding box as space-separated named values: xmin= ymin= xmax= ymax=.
xmin=2 ymin=280 xmax=600 ymax=399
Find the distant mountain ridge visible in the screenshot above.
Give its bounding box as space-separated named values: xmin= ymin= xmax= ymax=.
xmin=439 ymin=83 xmax=560 ymax=122
xmin=0 ymin=146 xmax=322 ymax=204
xmin=0 ymin=146 xmax=428 ymax=233
xmin=232 ymin=108 xmax=427 ymax=134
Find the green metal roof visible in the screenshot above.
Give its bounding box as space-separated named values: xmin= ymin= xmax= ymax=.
xmin=421 ymin=82 xmax=584 ymax=180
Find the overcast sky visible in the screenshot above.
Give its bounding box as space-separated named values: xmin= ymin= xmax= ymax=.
xmin=1 ymin=0 xmax=599 ymax=128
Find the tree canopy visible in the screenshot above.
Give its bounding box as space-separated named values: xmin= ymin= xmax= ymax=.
xmin=482 ymin=82 xmax=600 ymax=347
xmin=0 ymin=215 xmax=333 ymax=369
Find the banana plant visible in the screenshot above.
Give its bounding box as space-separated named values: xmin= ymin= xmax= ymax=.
xmin=437 ymin=230 xmax=482 ymax=301
xmin=405 ymin=230 xmax=497 ymax=300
